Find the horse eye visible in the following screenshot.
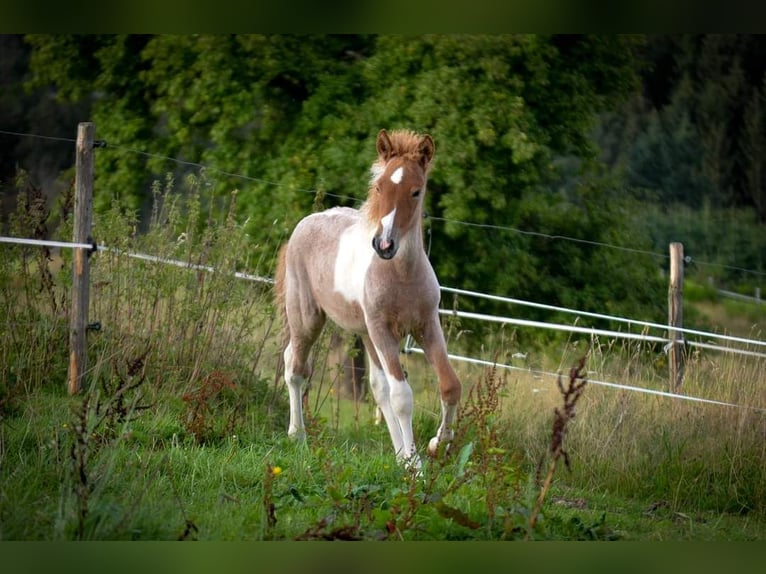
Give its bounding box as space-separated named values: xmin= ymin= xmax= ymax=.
xmin=412 ymin=189 xmax=421 ymax=198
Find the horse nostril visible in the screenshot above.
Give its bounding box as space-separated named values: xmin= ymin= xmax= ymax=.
xmin=372 ymin=236 xmax=396 ymax=259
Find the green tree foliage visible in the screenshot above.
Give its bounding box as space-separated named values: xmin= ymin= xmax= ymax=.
xmin=0 ymin=35 xmax=88 ymax=219
xmin=601 ymin=34 xmax=766 ymax=220
xmin=248 ymin=35 xmax=654 ymax=318
xmin=743 ymin=75 xmax=766 ymax=223
xmin=592 ymin=34 xmax=766 ymax=291
xmin=24 ymin=34 xmax=156 ymax=213
xmin=22 ymin=34 xmax=664 ymax=322
xmin=623 ymin=76 xmax=712 ymax=204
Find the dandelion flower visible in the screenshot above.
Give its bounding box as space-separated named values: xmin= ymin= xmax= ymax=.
xmin=272 ymin=466 xmax=283 ymax=476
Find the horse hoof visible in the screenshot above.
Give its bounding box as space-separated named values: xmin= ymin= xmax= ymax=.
xmin=287 ymin=429 xmax=307 ymax=441
xmin=428 ymin=436 xmax=451 ymax=456
xmin=405 ymin=456 xmax=422 ymax=474
xmin=397 ymin=451 xmax=422 ymax=473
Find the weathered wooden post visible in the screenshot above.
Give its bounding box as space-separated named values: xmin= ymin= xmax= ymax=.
xmin=68 ymin=122 xmax=95 ymax=395
xmin=668 ymin=242 xmax=685 ymax=390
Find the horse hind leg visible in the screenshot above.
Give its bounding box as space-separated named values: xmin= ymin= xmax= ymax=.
xmin=283 ymin=341 xmax=309 ymax=440
xmin=283 ymin=317 xmax=324 ymax=440
xmin=281 ymin=265 xmax=325 ymax=440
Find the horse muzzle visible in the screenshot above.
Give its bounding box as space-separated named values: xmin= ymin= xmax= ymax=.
xmin=372 ymin=236 xmax=398 ymax=260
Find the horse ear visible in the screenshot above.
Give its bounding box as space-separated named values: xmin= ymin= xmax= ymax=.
xmin=377 ymin=129 xmax=394 ymax=160
xmin=419 ymin=135 xmax=435 ymax=168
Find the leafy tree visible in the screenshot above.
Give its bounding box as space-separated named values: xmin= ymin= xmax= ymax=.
xmin=24 ymin=34 xmax=374 ymax=220
xmin=600 ymin=34 xmax=766 ymax=216
xmin=0 ymin=35 xmax=88 ymax=223
xmin=248 ymin=35 xmax=657 ymax=320
xmin=21 ymin=34 xmax=664 ymax=323
xmin=624 ymin=75 xmax=711 ymax=205
xmin=591 ymin=34 xmax=766 ymax=291
xmin=24 ymin=34 xmax=156 ymax=213
xmin=742 ymin=75 xmax=766 ymax=223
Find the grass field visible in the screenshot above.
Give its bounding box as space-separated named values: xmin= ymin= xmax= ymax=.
xmin=1 ymin=191 xmax=765 ymax=541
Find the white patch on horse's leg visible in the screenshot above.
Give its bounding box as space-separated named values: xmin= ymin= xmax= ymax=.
xmin=283 ymin=343 xmax=306 ymax=440
xmin=368 ymin=361 xmax=405 ymax=455
xmin=390 ymin=166 xmax=404 ymax=184
xmin=388 ymin=376 xmax=421 ymax=469
xmin=428 ymin=400 xmax=458 ymax=455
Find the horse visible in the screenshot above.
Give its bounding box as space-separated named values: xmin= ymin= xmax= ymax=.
xmin=275 ymin=129 xmax=462 ymax=468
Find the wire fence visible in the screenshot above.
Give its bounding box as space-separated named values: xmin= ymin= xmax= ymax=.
xmin=100 ymin=246 xmax=274 ymax=284
xmin=3 ymin=233 xmax=763 ymax=348
xmin=440 ymin=286 xmax=766 ymax=348
xmin=2 ymin=127 xmax=765 ymax=411
xmin=403 ymin=346 xmax=766 ymax=413
xmin=2 ymin=232 xmax=765 ymax=413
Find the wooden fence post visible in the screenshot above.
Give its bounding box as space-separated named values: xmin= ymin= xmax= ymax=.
xmin=668 ymin=242 xmax=685 ymax=390
xmin=68 ymin=122 xmax=95 ymax=395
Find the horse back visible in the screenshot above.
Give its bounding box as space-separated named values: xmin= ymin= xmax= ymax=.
xmin=284 ymin=207 xmax=369 ymax=333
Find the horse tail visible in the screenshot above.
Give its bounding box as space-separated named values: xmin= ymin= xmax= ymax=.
xmin=274 ymin=243 xmax=289 ymax=349
xmin=272 ymin=242 xmax=290 ymax=383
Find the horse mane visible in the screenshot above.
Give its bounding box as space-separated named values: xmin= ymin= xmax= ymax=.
xmin=378 ymin=130 xmax=429 ymax=163
xmin=368 ymin=130 xmax=432 ymax=189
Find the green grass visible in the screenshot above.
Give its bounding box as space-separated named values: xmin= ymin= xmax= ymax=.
xmin=2 ymin=186 xmax=765 ymax=541
xmin=3 ymin=373 xmax=764 ymax=541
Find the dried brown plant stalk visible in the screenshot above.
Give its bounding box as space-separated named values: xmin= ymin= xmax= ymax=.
xmin=527 ymin=354 xmax=589 ymax=536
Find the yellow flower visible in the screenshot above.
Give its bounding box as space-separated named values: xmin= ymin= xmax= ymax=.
xmin=272 ymin=466 xmax=283 ymax=476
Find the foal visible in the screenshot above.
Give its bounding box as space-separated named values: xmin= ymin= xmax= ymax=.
xmin=275 ymin=129 xmax=461 ymax=468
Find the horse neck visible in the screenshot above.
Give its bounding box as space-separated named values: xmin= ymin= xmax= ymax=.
xmin=358 ymin=202 xmax=427 ymax=272
xmin=390 ymin=217 xmax=427 ymax=273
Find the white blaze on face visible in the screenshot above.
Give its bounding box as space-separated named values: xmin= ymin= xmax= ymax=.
xmin=378 ymin=207 xmax=397 ymax=249
xmin=390 ymin=166 xmax=404 ymax=184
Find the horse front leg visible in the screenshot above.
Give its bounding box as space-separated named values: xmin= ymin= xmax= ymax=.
xmin=365 ymin=345 xmax=404 ymax=455
xmin=364 ymin=333 xmax=420 ymax=470
xmin=417 ymin=317 xmax=462 ymax=455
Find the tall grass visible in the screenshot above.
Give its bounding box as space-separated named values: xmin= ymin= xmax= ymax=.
xmin=1 ymin=177 xmax=765 ymax=540
xmin=494 ymin=334 xmax=766 ymax=516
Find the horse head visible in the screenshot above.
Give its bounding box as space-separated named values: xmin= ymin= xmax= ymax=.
xmin=367 ymin=129 xmax=435 ymax=260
